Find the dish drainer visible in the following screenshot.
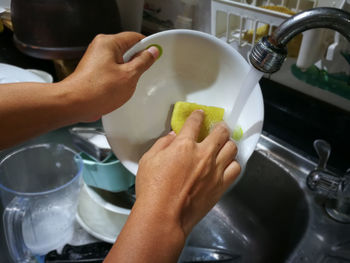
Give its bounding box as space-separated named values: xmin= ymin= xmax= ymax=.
xmin=211 ymin=0 xmax=350 ymax=111
xmin=211 ymin=0 xmax=345 ymax=60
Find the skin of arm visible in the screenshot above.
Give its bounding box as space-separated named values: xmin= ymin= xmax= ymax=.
xmin=104 ymin=110 xmax=241 ymax=263
xmin=0 ymin=32 xmax=159 ymax=150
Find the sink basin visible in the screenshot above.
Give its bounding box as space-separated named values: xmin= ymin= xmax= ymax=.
xmin=2 ymin=128 xmax=350 ymax=262
xmin=184 ymin=133 xmax=350 ymax=262
xmin=185 ymin=141 xmax=309 ymax=262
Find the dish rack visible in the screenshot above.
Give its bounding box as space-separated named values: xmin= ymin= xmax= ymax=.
xmin=211 ymin=0 xmax=346 ymax=61
xmin=211 ymin=0 xmax=350 ymax=111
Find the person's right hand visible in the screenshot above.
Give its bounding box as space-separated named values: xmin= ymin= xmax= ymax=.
xmin=135 ymin=110 xmax=241 ymax=236
xmin=105 ymin=110 xmax=241 ymax=263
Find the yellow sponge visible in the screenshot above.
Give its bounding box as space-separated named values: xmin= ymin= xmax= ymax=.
xmin=171 ymin=101 xmax=225 ymax=142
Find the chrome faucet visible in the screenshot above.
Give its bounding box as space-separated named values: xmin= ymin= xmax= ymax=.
xmin=307 ymin=140 xmax=350 ymax=223
xmin=249 ymin=7 xmax=350 ymax=73
xmin=248 ymin=7 xmax=350 ymax=222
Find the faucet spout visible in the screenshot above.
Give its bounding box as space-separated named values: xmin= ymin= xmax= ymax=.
xmin=249 ymin=7 xmax=350 ymax=73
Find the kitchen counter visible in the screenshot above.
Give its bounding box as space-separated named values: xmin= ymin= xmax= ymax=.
xmin=261 ymin=77 xmax=350 ymax=173
xmin=0 ymin=27 xmax=349 ymax=262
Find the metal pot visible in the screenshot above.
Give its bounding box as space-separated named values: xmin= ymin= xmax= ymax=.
xmin=11 ymin=0 xmax=122 ymax=59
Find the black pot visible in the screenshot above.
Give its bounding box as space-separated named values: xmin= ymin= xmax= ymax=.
xmin=11 ymin=0 xmax=122 ymax=59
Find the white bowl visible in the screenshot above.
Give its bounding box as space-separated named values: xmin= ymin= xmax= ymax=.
xmin=84 ymin=183 xmax=131 ymax=215
xmin=76 ymin=184 xmax=129 ymax=243
xmin=102 ymin=29 xmax=264 ymax=177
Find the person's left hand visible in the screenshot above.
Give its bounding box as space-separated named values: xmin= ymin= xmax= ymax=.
xmin=60 ymin=32 xmax=159 ymax=122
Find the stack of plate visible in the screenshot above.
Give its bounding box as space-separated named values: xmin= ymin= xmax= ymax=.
xmin=76 ymin=183 xmax=133 ymax=243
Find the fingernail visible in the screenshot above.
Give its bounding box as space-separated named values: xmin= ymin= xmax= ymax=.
xmin=169 ymin=131 xmax=176 ymax=135
xmin=147 ymin=46 xmax=160 ymax=59
xmin=146 ymin=44 xmax=162 ymax=59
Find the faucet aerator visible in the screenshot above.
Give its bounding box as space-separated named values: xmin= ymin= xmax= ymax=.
xmin=250 ymin=36 xmax=287 ymax=74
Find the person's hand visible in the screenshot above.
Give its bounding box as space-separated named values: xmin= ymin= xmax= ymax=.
xmin=104 ymin=110 xmax=240 ymax=263
xmin=61 ymin=32 xmax=159 ymax=122
xmin=135 ymin=110 xmax=241 ymax=236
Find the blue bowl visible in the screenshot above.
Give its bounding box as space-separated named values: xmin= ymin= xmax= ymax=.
xmin=80 ymin=152 xmax=135 ymax=192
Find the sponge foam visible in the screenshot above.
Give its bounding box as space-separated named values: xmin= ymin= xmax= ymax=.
xmin=171 ymin=101 xmax=225 ymax=142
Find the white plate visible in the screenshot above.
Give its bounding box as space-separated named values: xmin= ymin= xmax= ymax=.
xmin=76 ymin=185 xmax=129 ymax=244
xmin=102 ymin=30 xmax=264 ymax=179
xmin=0 ymin=63 xmax=53 ymax=83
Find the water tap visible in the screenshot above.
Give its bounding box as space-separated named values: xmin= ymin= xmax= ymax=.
xmin=307 ymin=139 xmax=350 ymax=223
xmin=249 ymin=7 xmax=350 ymax=73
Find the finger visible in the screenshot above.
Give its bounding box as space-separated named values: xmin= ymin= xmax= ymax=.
xmin=178 ymin=110 xmax=204 ymax=141
xmin=109 ymin=32 xmax=145 ymax=55
xmin=216 ymin=140 xmax=238 ymax=172
xmin=124 ymin=46 xmax=159 ymax=77
xmin=222 ymin=161 xmax=241 ymax=190
xmin=148 ymin=131 xmax=176 ymax=154
xmin=202 ymin=122 xmax=230 ymax=155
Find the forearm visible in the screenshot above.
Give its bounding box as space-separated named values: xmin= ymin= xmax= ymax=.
xmin=104 ymin=199 xmax=186 ymax=263
xmin=0 ymin=81 xmax=81 ymax=149
xmin=0 ymin=33 xmax=158 ymax=150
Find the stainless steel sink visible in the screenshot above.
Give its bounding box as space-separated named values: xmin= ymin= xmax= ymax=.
xmin=183 ymin=133 xmax=350 ymax=262
xmin=1 ymin=129 xmax=350 ymax=262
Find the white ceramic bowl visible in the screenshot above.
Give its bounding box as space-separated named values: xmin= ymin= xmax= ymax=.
xmin=102 ymin=29 xmax=264 ymax=177
xmin=76 ymin=184 xmax=130 ymax=243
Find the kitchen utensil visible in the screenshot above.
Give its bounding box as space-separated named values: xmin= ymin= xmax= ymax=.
xmin=11 ymin=0 xmax=122 ymax=59
xmin=76 ymin=184 xmax=130 ymax=243
xmin=70 ymin=127 xmax=135 ymax=192
xmin=0 ymin=143 xmax=83 ymax=262
xmin=102 ymin=29 xmax=264 ymax=180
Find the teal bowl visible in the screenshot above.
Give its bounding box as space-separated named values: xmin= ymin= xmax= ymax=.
xmin=80 ymin=152 xmax=135 ymax=192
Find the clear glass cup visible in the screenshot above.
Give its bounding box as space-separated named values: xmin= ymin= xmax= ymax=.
xmin=0 ymin=143 xmax=83 ymax=262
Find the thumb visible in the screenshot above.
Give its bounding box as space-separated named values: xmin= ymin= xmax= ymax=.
xmin=125 ymin=46 xmax=160 ymax=77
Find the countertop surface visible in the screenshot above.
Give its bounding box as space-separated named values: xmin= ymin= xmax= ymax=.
xmin=0 ymin=27 xmax=349 ymax=262
xmin=260 ymin=77 xmax=349 ymax=173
